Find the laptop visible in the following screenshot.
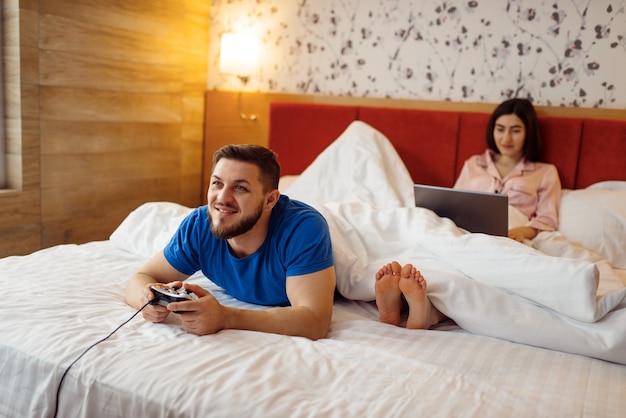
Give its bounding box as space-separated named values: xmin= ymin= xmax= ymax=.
xmin=413 ymin=184 xmax=509 ymax=236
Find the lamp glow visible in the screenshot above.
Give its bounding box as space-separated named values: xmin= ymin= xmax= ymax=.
xmin=219 ymin=33 xmax=260 ymax=81
xmin=218 ymin=33 xmax=260 ymax=121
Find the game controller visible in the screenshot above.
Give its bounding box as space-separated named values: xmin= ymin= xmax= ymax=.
xmin=149 ymin=284 xmax=196 ymax=313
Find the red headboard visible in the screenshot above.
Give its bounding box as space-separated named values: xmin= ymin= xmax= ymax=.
xmin=268 ymin=101 xmax=626 ymax=189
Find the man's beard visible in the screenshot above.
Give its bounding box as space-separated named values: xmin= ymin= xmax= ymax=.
xmin=208 ymin=202 xmax=264 ymax=240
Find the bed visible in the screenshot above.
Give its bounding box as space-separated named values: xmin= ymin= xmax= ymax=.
xmin=1 ymin=98 xmax=625 ymax=417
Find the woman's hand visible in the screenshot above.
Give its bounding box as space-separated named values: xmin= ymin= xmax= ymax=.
xmin=508 ymin=226 xmax=538 ymax=242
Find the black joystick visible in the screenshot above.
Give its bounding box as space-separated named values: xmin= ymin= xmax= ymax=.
xmin=149 ymin=284 xmax=195 ymax=313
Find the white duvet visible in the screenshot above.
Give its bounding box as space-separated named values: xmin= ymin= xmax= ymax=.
xmin=284 ymin=121 xmax=626 ymax=364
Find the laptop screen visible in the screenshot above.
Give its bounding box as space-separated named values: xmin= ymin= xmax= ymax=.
xmin=413 ymin=184 xmax=509 ymax=236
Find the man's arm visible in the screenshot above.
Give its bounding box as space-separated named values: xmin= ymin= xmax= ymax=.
xmin=170 ymin=266 xmax=337 ymax=340
xmin=124 ymin=251 xmax=189 ymax=313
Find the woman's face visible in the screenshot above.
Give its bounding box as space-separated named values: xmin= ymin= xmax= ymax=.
xmin=493 ymin=113 xmax=526 ymax=161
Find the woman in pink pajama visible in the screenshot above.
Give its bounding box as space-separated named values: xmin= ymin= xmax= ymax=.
xmin=454 ymin=98 xmax=562 ymax=242
xmin=376 ymin=98 xmax=563 ymax=329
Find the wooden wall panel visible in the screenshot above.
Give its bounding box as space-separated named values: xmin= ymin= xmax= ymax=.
xmin=40 ymin=177 xmax=180 ymax=247
xmin=0 ymin=0 xmax=210 ymax=258
xmin=40 ymin=121 xmax=182 ymax=154
xmin=0 ymin=190 xmax=40 ymax=228
xmin=39 ymin=50 xmax=184 ymax=93
xmin=40 ymin=87 xmax=183 ymax=122
xmin=0 ymin=223 xmax=40 ymax=257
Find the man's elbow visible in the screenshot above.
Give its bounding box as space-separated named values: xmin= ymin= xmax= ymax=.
xmin=304 ymin=312 xmax=332 ymax=340
xmin=305 ymin=327 xmax=329 ymax=341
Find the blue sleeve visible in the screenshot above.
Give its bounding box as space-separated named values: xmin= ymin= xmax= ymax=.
xmin=163 ymin=208 xmax=204 ymax=275
xmin=281 ymin=208 xmax=334 ymax=278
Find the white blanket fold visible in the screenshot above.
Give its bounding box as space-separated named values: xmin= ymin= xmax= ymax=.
xmin=318 ymin=202 xmax=622 ymax=323
xmin=285 ymin=120 xmax=626 ymax=364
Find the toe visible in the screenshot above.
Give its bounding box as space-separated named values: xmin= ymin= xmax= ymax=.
xmin=400 ymin=263 xmax=414 ymax=279
xmin=391 ymin=261 xmax=402 ymax=276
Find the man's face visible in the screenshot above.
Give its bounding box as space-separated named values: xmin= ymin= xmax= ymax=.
xmin=207 ymin=159 xmax=266 ymax=240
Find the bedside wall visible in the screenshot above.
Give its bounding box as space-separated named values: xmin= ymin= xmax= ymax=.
xmin=0 ymin=0 xmax=210 ymax=257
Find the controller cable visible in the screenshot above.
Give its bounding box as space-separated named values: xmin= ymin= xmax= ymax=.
xmin=52 ymin=300 xmax=151 ymax=418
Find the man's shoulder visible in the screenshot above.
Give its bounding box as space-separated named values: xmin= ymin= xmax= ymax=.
xmin=185 ymin=205 xmax=208 ymax=219
xmin=278 ymin=195 xmax=321 ymax=215
xmin=178 ymin=205 xmax=210 ymax=230
xmin=275 ymin=195 xmax=328 ymax=228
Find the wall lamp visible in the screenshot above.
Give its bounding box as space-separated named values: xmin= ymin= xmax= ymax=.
xmin=219 ymin=32 xmax=260 ymax=121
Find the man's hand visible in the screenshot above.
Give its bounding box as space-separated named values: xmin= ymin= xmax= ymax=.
xmin=140 ymin=280 xmax=185 ymax=323
xmin=168 ymin=283 xmax=225 ymax=336
xmin=141 ymin=301 xmax=171 ymax=323
xmin=124 ymin=251 xmax=189 ymax=312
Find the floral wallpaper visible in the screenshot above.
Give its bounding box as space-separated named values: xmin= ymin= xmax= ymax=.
xmin=208 ymin=0 xmax=626 ymax=109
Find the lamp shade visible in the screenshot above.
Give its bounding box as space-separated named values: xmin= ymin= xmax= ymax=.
xmin=219 ymin=33 xmax=260 ymax=76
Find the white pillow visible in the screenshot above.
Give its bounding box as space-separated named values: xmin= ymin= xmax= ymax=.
xmin=278 ymin=175 xmax=300 ymax=193
xmin=586 ymin=180 xmax=626 ymax=192
xmin=559 ymin=182 xmax=626 ymax=269
xmin=110 ymin=202 xmax=193 ymax=258
xmin=285 ymin=120 xmax=414 ymax=208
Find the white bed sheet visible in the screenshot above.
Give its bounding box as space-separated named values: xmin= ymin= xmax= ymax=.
xmin=1 ymin=241 xmax=625 ymax=418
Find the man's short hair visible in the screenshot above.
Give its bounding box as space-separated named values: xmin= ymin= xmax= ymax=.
xmin=212 ymin=144 xmax=281 ymax=192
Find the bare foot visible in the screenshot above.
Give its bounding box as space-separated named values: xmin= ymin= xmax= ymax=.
xmin=398 ymin=264 xmax=445 ymax=330
xmin=375 ymin=261 xmax=403 ymax=326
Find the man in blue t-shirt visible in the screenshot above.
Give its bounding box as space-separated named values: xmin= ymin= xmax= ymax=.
xmin=125 ymin=144 xmax=336 ymax=340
